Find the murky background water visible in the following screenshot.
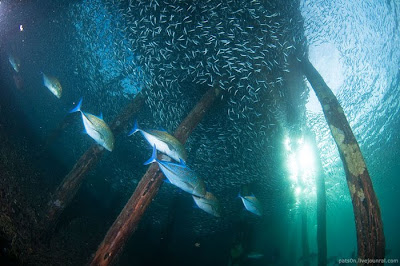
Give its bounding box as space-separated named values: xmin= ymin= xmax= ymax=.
xmin=0 ymin=0 xmax=398 ymax=265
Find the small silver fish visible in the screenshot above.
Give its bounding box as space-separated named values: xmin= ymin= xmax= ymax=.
xmin=8 ymin=54 xmax=20 ymax=73
xmin=247 ymin=252 xmax=264 ymax=259
xmin=239 ymin=192 xmax=262 ymax=216
xmin=42 ymin=73 xmax=62 ymax=98
xmin=69 ymin=98 xmax=114 ymax=151
xmin=144 ymin=145 xmax=205 ymax=197
xmin=129 ymin=120 xmax=187 ymax=162
xmin=193 ymin=191 xmax=221 ymax=217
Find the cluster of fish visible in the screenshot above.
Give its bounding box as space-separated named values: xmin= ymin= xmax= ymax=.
xmin=8 ymin=0 xmax=296 ymax=219
xmin=129 ymin=120 xmax=263 ymax=217
xmin=70 ymin=0 xmax=306 ymax=146
xmin=8 ymin=54 xmax=116 ymax=152
xmin=129 ymin=120 xmax=221 ymax=217
xmin=65 ymin=0 xmax=296 ymax=220
xmin=8 ymin=54 xmax=63 ymax=98
xmin=81 ymin=0 xmax=305 ymax=202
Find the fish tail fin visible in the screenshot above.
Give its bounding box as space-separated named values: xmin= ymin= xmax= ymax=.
xmin=69 ymin=98 xmax=83 ymax=113
xmin=42 ymin=72 xmax=48 ymax=86
xmin=144 ymin=145 xmax=157 ymax=165
xmin=128 ymin=119 xmax=139 ymax=136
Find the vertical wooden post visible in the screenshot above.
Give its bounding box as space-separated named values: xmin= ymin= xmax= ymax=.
xmin=316 ymin=177 xmax=327 ymax=266
xmin=287 ymin=222 xmax=297 ymax=266
xmin=43 ymin=94 xmax=145 ymax=231
xmin=301 ymin=58 xmax=385 ymax=262
xmin=90 ymin=88 xmax=220 ymax=266
xmin=309 ymin=132 xmax=328 ymax=266
xmin=301 ymin=202 xmax=310 ymax=266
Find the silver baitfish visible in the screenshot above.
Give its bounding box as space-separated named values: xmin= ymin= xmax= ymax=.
xmin=144 ymin=145 xmax=205 ymax=197
xmin=129 ymin=120 xmax=187 ymax=162
xmin=239 ymin=192 xmax=262 ymax=216
xmin=193 ymin=191 xmax=221 ymax=217
xmin=8 ymin=54 xmax=20 ymax=73
xmin=69 ymin=98 xmax=115 ymax=151
xmin=247 ymin=252 xmax=264 ymax=259
xmin=42 ymin=72 xmax=62 ymax=98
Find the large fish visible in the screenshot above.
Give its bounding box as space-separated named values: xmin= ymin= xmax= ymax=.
xmin=8 ymin=54 xmax=20 ymax=73
xmin=129 ymin=120 xmax=187 ymax=162
xmin=193 ymin=191 xmax=221 ymax=217
xmin=69 ymin=98 xmax=114 ymax=151
xmin=239 ymin=192 xmax=262 ymax=216
xmin=42 ymin=72 xmax=62 ymax=98
xmin=144 ymin=145 xmax=205 ymax=197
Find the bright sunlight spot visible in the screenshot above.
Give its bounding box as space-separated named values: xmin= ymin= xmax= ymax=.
xmin=295 ymin=186 xmax=302 ymax=196
xmin=298 ymin=142 xmax=315 ymax=173
xmin=285 ymin=136 xmax=317 ymax=201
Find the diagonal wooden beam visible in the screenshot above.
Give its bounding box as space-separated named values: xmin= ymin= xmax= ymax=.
xmin=43 ymin=94 xmax=145 ymax=231
xmin=90 ymin=88 xmax=220 ymax=266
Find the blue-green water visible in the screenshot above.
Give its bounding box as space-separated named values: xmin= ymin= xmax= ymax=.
xmin=0 ymin=0 xmax=399 ymax=265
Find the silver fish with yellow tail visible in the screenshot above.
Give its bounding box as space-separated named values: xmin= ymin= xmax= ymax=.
xmin=144 ymin=145 xmax=205 ymax=197
xmin=69 ymin=98 xmax=114 ymax=151
xmin=193 ymin=191 xmax=221 ymax=217
xmin=42 ymin=72 xmax=62 ymax=98
xmin=129 ymin=120 xmax=187 ymax=162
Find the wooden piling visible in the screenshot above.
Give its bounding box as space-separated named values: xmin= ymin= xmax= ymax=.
xmin=90 ymin=88 xmax=220 ymax=266
xmin=44 ymin=94 xmax=145 ymax=231
xmin=304 ymin=130 xmax=327 ymax=266
xmin=301 ymin=58 xmax=385 ymax=262
xmin=301 ymin=201 xmax=310 ymax=266
xmin=311 ymin=134 xmax=328 ymax=266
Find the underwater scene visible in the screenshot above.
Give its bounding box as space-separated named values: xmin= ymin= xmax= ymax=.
xmin=0 ymin=0 xmax=399 ymax=265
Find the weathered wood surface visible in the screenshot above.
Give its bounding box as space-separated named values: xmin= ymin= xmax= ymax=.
xmin=301 ymin=58 xmax=385 ymax=263
xmin=44 ymin=94 xmax=145 ymax=230
xmin=90 ymin=88 xmax=220 ymax=266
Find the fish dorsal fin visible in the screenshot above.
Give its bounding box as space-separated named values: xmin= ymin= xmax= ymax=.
xmin=98 ymin=112 xmax=104 ymax=120
xmin=158 ymin=127 xmax=168 ymax=132
xmin=242 ymin=196 xmax=252 ymax=203
xmin=179 ymin=158 xmax=186 ymax=166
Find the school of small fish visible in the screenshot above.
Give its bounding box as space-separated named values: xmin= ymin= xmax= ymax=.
xmin=6 ymin=0 xmax=309 ymax=220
